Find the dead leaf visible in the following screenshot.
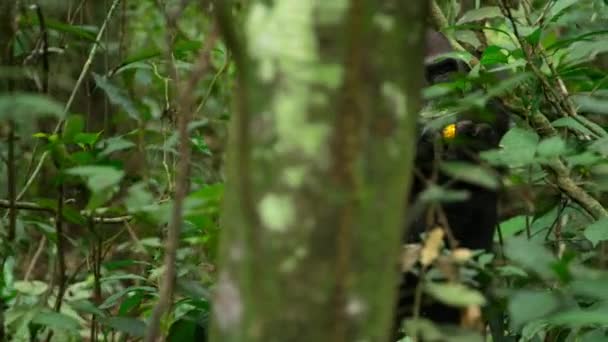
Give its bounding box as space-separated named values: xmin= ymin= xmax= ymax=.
xmin=420 ymin=227 xmax=444 ymax=266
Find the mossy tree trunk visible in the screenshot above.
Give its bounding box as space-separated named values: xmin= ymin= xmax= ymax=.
xmin=212 ymin=1 xmax=428 ymax=341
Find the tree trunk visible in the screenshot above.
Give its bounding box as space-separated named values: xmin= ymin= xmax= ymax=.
xmin=211 ymin=1 xmax=428 ymax=341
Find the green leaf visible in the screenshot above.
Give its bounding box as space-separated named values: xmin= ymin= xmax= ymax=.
xmin=103 ymin=317 xmax=146 ymax=337
xmin=425 ymin=283 xmax=486 ymax=307
xmin=505 ymin=236 xmax=555 ymax=278
xmin=440 ymin=161 xmax=499 ymax=189
xmin=549 ymin=0 xmax=580 ymax=21
xmin=0 ymin=93 xmax=64 ymax=121
xmin=62 ymin=115 xmax=85 ymax=143
xmin=584 ymin=218 xmax=608 ymax=247
xmin=549 ymin=305 xmax=608 ymax=326
xmin=497 ymin=215 xmax=526 ymax=240
xmin=99 ymin=286 xmax=156 ymax=310
xmin=69 ymin=300 xmax=107 ymax=318
xmin=564 ymin=39 xmax=608 ymax=65
xmin=74 ymin=132 xmax=102 ymax=146
xmin=66 ymin=166 xmax=124 ymax=193
xmin=99 ymin=137 xmax=136 ymax=157
xmin=480 ymin=45 xmax=508 ymax=65
xmin=486 ymin=72 xmax=533 ymax=98
xmin=32 ymin=310 xmax=80 ymax=331
xmin=22 ymin=16 xmax=97 ymax=42
xmin=125 ymin=182 xmax=154 ymax=213
xmin=570 ymin=278 xmax=608 ymax=301
xmin=590 ymin=136 xmax=608 ymax=156
xmin=508 ymin=290 xmax=560 ymax=329
xmin=572 ymin=94 xmax=608 ymax=115
xmin=536 ymin=136 xmax=566 ymax=158
xmin=553 ymin=117 xmax=595 ymax=137
xmin=497 ymin=127 xmax=540 ymax=167
xmin=419 ymin=185 xmax=470 ymax=203
xmin=457 ymin=7 xmax=502 ymax=24
xmin=14 ymin=280 xmax=48 ymax=296
xmin=111 ymin=39 xmax=202 ymax=75
xmin=93 ymin=73 xmax=140 ymax=120
xmin=526 ymin=28 xmax=542 ymax=46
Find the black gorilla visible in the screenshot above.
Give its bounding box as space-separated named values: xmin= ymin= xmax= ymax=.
xmin=391 ymin=31 xmax=510 ymax=340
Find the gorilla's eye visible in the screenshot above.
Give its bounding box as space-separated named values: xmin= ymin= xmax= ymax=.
xmin=442 ymin=123 xmax=457 ymax=140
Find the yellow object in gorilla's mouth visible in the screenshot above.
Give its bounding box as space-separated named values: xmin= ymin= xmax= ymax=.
xmin=442 ymin=123 xmax=457 ymax=139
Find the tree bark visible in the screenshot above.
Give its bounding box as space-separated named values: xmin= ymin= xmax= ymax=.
xmin=211 ymin=1 xmax=428 ymax=341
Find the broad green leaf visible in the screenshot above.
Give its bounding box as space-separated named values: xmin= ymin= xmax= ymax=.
xmin=590 ymin=136 xmax=608 ymax=156
xmin=69 ymin=299 xmax=106 ymax=318
xmin=549 ymin=305 xmax=608 ymax=326
xmin=480 ymin=45 xmax=508 ymax=65
xmin=93 ymin=73 xmax=140 ymax=120
xmin=425 ymin=283 xmax=486 ymax=307
xmin=551 ymin=117 xmax=593 ymax=136
xmin=23 ymin=16 xmax=97 ymax=42
xmin=440 ymin=161 xmax=499 ymax=189
xmin=496 ymin=127 xmax=540 ymax=166
xmin=486 ymin=72 xmax=533 ymax=98
xmin=74 ymin=132 xmax=102 ymax=146
xmin=537 ymin=136 xmax=566 ymax=158
xmin=584 ymin=218 xmax=608 ymax=247
xmin=0 ymin=93 xmax=64 ymax=121
xmin=505 ymin=236 xmax=555 ymax=278
xmin=125 ymin=182 xmax=154 ymax=213
xmin=32 ymin=310 xmax=80 ymax=331
xmin=497 ymin=215 xmax=527 ymax=240
xmin=62 ymin=115 xmax=85 ymax=143
xmin=509 ymin=290 xmax=560 ymax=329
xmin=14 ymin=280 xmax=48 ymax=296
xmin=111 ymin=39 xmax=203 ymax=75
xmin=419 ymin=185 xmax=470 ymax=203
xmin=100 ymin=286 xmax=156 ymax=310
xmin=66 ymin=166 xmax=124 ymax=193
xmin=549 ymin=0 xmax=580 ymax=21
xmin=99 ymin=137 xmax=136 ymax=157
xmin=570 ymin=278 xmax=608 ymax=301
xmin=103 ymin=317 xmax=146 ymax=337
xmin=457 ymin=7 xmax=502 ymax=24
xmin=526 ymin=28 xmax=542 ymax=46
xmin=572 ymin=94 xmax=608 ymax=115
xmin=564 ymin=39 xmax=608 ymax=65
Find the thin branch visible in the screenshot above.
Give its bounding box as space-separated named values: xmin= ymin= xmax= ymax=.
xmin=0 ymin=199 xmax=131 ymax=223
xmin=143 ymin=20 xmax=219 ymax=342
xmin=529 ymin=111 xmax=608 ymax=220
xmin=17 ymin=0 xmax=123 ymax=202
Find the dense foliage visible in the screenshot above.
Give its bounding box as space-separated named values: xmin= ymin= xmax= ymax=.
xmin=0 ymin=0 xmax=607 ymax=341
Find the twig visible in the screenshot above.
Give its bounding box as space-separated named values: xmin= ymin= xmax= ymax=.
xmin=195 ymin=51 xmax=230 ymax=115
xmin=529 ymin=111 xmax=608 ymax=220
xmin=143 ymin=17 xmax=219 ymax=342
xmin=17 ymin=0 xmax=123 ymax=202
xmin=24 ymin=236 xmax=47 ymax=281
xmin=499 ymin=1 xmax=606 ymax=139
xmin=34 ymin=4 xmax=50 ymax=94
xmin=0 ymin=199 xmax=132 ymax=223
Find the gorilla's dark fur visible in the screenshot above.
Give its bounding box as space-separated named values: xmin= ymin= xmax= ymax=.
xmin=391 ymin=31 xmax=510 ymax=340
